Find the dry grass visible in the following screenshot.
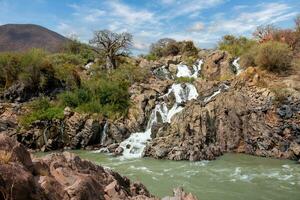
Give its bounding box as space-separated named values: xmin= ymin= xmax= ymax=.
xmin=0 ymin=150 xmax=12 ymax=164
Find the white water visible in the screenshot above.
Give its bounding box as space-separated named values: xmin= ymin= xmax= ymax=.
xmin=233 ymin=58 xmax=242 ymax=75
xmin=119 ymin=61 xmax=201 ymax=159
xmin=192 ymin=59 xmax=203 ymax=78
xmin=176 ymin=59 xmax=203 ymax=78
xmin=204 ymin=84 xmax=229 ymax=103
xmin=176 ymin=64 xmax=192 ymax=77
xmin=101 ymin=121 xmax=108 ymax=145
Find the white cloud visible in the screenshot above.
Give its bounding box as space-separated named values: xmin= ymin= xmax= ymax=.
xmin=108 ymin=1 xmax=155 ymax=25
xmin=84 ymin=9 xmax=106 ymax=22
xmin=188 ymin=22 xmax=205 ymax=32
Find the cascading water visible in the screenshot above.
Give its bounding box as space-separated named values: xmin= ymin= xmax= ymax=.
xmin=233 ymin=58 xmax=242 ymax=75
xmin=118 ymin=61 xmax=202 ymax=159
xmin=204 ymin=83 xmax=229 ymax=103
xmin=101 ymin=121 xmax=108 ymax=145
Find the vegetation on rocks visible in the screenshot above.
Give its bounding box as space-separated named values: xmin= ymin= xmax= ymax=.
xmin=148 ymin=38 xmax=198 ymax=59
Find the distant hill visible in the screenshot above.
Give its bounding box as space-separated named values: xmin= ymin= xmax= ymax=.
xmin=0 ymin=24 xmax=68 ymax=53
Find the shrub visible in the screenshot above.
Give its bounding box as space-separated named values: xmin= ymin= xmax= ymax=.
xmin=218 ymin=35 xmax=257 ymax=57
xmin=240 ymin=41 xmax=293 ymax=72
xmin=255 ymin=41 xmax=292 ymax=72
xmin=0 ymin=52 xmax=21 ymax=88
xmin=175 ymin=77 xmax=195 ymax=83
xmin=177 ymin=41 xmax=198 ymax=57
xmin=149 ymin=39 xmax=198 ymax=58
xmin=240 ymin=45 xmax=258 ymax=68
xmin=21 ymin=97 xmax=64 ymax=127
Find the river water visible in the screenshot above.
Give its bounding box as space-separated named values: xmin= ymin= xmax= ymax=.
xmin=37 ymin=151 xmax=300 ymax=200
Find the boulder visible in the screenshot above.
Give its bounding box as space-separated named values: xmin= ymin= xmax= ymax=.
xmin=0 ymin=135 xmax=154 ymax=200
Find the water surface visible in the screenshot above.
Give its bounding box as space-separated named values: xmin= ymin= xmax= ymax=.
xmin=36 ymin=151 xmax=300 ymax=200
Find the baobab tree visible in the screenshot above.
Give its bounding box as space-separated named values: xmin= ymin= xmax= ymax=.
xmin=89 ymin=30 xmax=133 ymax=70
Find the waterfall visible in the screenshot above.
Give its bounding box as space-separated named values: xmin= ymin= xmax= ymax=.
xmin=119 ymin=82 xmax=199 ymax=158
xmin=192 ymin=59 xmax=203 ymax=78
xmin=233 ymin=58 xmax=242 ymax=75
xmin=176 ymin=59 xmax=203 ymax=78
xmin=101 ymin=121 xmax=108 ymax=145
xmin=176 ymin=64 xmax=192 ymax=77
xmin=204 ymin=84 xmax=229 ymax=103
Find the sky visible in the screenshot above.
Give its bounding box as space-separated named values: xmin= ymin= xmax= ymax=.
xmin=0 ymin=0 xmax=299 ymax=54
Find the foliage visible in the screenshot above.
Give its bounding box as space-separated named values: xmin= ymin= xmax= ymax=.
xmin=89 ymin=30 xmax=133 ymax=69
xmin=175 ymin=77 xmax=195 ymax=83
xmin=218 ymin=35 xmax=257 ymax=57
xmin=0 ymin=52 xmax=21 ymax=88
xmin=21 ymin=97 xmax=64 ymax=127
xmin=63 ymin=38 xmax=96 ymax=63
xmin=240 ymin=41 xmax=293 ymax=72
xmin=149 ymin=38 xmax=198 ymax=58
xmin=254 ymin=41 xmax=292 ymax=72
xmin=253 ymin=24 xmax=278 ymax=41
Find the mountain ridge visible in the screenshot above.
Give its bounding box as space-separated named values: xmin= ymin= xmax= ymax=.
xmin=0 ymin=23 xmax=68 ymax=52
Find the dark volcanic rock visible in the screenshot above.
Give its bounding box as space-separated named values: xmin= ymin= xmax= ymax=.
xmin=145 ymin=68 xmax=300 ymax=161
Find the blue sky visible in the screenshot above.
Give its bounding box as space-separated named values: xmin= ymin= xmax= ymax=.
xmin=0 ymin=0 xmax=299 ymax=53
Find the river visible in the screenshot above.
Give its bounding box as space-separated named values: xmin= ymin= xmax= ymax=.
xmin=36 ymin=151 xmax=300 ymax=200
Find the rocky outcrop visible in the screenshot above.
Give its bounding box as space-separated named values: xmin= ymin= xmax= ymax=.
xmin=0 ymin=135 xmax=198 ymax=200
xmin=201 ymin=50 xmax=235 ymax=80
xmin=145 ymin=68 xmax=300 ymax=161
xmin=162 ymin=188 xmax=198 ymax=200
xmin=0 ymin=135 xmax=154 ymax=200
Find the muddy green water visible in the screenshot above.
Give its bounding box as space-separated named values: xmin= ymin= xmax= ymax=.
xmin=36 ymin=151 xmax=300 ymax=200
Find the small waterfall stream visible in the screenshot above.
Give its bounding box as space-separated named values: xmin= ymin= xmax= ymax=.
xmin=233 ymin=58 xmax=242 ymax=75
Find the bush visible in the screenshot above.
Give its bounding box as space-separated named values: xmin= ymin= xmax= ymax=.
xmin=21 ymin=97 xmax=64 ymax=127
xmin=240 ymin=45 xmax=258 ymax=68
xmin=255 ymin=41 xmax=292 ymax=72
xmin=0 ymin=52 xmax=21 ymax=88
xmin=175 ymin=77 xmax=195 ymax=83
xmin=218 ymin=35 xmax=257 ymax=57
xmin=240 ymin=41 xmax=293 ymax=72
xmin=149 ymin=39 xmax=198 ymax=58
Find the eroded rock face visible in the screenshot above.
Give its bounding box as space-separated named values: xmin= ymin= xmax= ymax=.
xmin=201 ymin=50 xmax=235 ymax=80
xmin=145 ymin=69 xmax=300 ymax=161
xmin=0 ymin=135 xmax=154 ymax=200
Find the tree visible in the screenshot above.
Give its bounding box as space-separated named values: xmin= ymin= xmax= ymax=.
xmin=253 ymin=24 xmax=277 ymax=42
xmin=149 ymin=38 xmax=177 ymax=57
xmin=295 ymin=14 xmax=300 ymax=32
xmin=89 ymin=30 xmax=132 ymax=70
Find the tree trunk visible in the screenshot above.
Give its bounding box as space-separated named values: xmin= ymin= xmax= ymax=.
xmin=106 ymin=55 xmax=117 ymax=70
xmin=106 ymin=55 xmax=113 ymax=70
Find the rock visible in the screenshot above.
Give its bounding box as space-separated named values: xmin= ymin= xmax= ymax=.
xmin=145 ymin=78 xmax=300 ymax=161
xmin=2 ymin=82 xmax=35 ymax=103
xmin=0 ymin=135 xmax=155 ymax=200
xmin=63 ymin=106 xmax=73 ymax=117
xmin=114 ymin=146 xmax=124 ymax=155
xmin=277 ymin=105 xmax=293 ymax=119
xmin=70 ymin=118 xmax=101 ymax=148
xmin=162 ymin=188 xmax=198 ymax=200
xmin=201 ymin=50 xmax=234 ymax=81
